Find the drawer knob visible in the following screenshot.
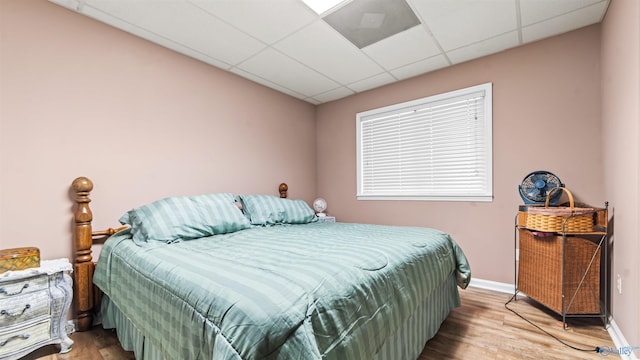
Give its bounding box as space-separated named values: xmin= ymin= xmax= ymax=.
xmin=0 ymin=283 xmax=29 ymax=296
xmin=0 ymin=304 xmax=31 ymax=318
xmin=0 ymin=334 xmax=30 ymax=347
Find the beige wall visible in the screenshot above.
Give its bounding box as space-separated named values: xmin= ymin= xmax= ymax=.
xmin=0 ymin=0 xmax=317 ymax=259
xmin=317 ymin=25 xmax=604 ymax=287
xmin=601 ymin=0 xmax=640 ymax=348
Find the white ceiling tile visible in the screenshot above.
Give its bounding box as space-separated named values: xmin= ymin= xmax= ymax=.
xmin=312 ymin=87 xmax=355 ymax=103
xmin=48 ymin=0 xmax=611 ymax=104
xmin=235 ymin=48 xmax=339 ymax=96
xmin=84 ymin=0 xmax=266 ymax=65
xmin=520 ymin=0 xmax=605 ymax=26
xmin=79 ymin=4 xmax=232 ymax=69
xmin=188 ymin=0 xmax=318 ymax=45
xmin=362 ymin=25 xmax=441 ymax=70
xmin=348 ymin=72 xmax=396 ymax=92
xmin=522 ymin=1 xmax=609 ymax=43
xmin=409 ymin=0 xmax=518 ymax=51
xmin=274 ymin=20 xmax=383 ymax=84
xmin=447 ymin=31 xmax=520 ymax=64
xmin=230 ymin=68 xmax=308 ymax=100
xmin=48 ymin=0 xmax=77 ymax=8
xmin=390 ymin=55 xmax=450 ymax=80
xmin=303 ymin=97 xmax=323 ymax=105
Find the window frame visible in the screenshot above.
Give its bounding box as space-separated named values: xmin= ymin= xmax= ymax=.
xmin=356 ymin=82 xmax=493 ymax=202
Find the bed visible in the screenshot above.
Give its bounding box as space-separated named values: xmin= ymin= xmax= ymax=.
xmin=70 ymin=177 xmax=470 ymax=360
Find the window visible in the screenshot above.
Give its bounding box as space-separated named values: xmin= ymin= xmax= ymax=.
xmin=356 ymin=82 xmax=492 ymax=202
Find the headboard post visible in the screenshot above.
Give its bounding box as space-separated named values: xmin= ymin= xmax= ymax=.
xmin=279 ymin=183 xmax=288 ymax=198
xmin=71 ymin=176 xmax=95 ymax=332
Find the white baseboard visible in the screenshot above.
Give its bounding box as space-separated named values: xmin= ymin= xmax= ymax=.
xmin=468 ymin=277 xmax=515 ymax=294
xmin=605 ymin=318 xmax=639 ymax=360
xmin=468 ymin=278 xmax=638 ymax=360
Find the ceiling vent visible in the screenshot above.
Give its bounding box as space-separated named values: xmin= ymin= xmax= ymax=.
xmin=323 ymin=0 xmax=421 ymax=49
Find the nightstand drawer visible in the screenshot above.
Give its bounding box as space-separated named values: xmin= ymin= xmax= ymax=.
xmin=0 ymin=318 xmax=50 ymax=356
xmin=0 ymin=276 xmax=48 ymax=299
xmin=0 ymin=290 xmax=50 ymax=328
xmin=0 ymin=260 xmax=73 ymax=359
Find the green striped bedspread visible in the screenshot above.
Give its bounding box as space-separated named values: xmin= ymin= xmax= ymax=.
xmin=93 ymin=222 xmax=470 ymax=359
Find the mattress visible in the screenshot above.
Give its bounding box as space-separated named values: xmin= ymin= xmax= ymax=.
xmin=93 ymin=222 xmax=470 ymax=359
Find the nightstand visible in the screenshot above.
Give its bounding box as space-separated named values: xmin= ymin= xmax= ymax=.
xmin=317 ymin=216 xmax=336 ymax=223
xmin=0 ymin=259 xmax=73 ymax=359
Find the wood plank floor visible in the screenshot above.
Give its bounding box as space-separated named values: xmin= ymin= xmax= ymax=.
xmin=419 ymin=287 xmax=615 ymax=360
xmin=23 ymin=287 xmax=616 ymax=360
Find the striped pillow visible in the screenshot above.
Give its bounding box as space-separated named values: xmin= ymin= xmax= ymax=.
xmin=120 ymin=193 xmax=251 ymax=245
xmin=238 ymin=194 xmax=317 ymax=226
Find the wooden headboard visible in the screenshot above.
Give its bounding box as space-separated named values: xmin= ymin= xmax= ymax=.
xmin=70 ymin=177 xmax=289 ymax=331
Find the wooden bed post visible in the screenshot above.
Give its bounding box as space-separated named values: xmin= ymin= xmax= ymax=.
xmin=71 ymin=176 xmax=95 ymax=332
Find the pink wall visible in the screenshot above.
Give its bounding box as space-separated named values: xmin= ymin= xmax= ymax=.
xmin=316 ymin=26 xmax=604 ymax=285
xmin=2 ymin=0 xmax=637 ymax=348
xmin=0 ymin=0 xmax=317 ymax=259
xmin=601 ymin=0 xmax=640 ymax=348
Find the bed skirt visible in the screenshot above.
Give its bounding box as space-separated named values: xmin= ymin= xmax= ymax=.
xmin=99 ymin=273 xmax=460 ymax=360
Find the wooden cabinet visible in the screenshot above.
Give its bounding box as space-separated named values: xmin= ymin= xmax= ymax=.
xmin=0 ymin=259 xmax=73 ymax=359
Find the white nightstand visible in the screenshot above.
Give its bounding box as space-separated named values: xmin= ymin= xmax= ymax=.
xmin=0 ymin=259 xmax=73 ymax=359
xmin=317 ymin=216 xmax=336 ymax=223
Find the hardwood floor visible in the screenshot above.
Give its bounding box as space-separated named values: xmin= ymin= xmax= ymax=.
xmin=419 ymin=287 xmax=615 ymax=360
xmin=24 ymin=287 xmax=615 ymax=360
xmin=21 ymin=326 xmax=135 ymax=360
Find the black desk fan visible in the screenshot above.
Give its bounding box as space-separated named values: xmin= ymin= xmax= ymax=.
xmin=519 ymin=170 xmax=564 ymax=205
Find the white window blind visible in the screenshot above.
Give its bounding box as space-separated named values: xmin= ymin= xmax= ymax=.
xmin=356 ymin=83 xmax=493 ymax=201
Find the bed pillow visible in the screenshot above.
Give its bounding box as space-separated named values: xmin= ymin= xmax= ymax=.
xmin=119 ymin=192 xmax=251 ymax=245
xmin=237 ymin=194 xmax=317 ymax=226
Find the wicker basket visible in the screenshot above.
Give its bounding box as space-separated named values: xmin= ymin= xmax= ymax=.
xmin=0 ymin=247 xmax=40 ymax=273
xmin=525 ymin=187 xmax=595 ymax=233
xmin=518 ymin=229 xmax=601 ymax=314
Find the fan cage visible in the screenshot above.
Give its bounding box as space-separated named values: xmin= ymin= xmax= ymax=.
xmin=520 ymin=171 xmax=563 ymax=204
